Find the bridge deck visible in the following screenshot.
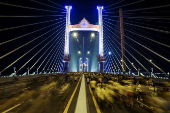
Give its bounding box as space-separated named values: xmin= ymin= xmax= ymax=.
xmin=0 ymin=74 xmax=169 ymax=113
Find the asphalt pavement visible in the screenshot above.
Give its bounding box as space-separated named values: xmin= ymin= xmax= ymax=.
xmin=0 ymin=75 xmax=160 ymax=113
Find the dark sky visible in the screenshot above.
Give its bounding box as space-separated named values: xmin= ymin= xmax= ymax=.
xmin=0 ymin=0 xmax=170 ymax=75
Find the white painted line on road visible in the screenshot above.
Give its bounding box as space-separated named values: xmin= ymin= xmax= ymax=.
xmin=2 ymin=102 xmax=24 ymax=113
xmin=63 ymin=76 xmax=82 ymax=113
xmin=75 ymin=74 xmax=87 ymax=113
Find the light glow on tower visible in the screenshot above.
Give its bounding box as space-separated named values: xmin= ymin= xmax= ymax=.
xmin=97 ymin=6 xmax=104 ymax=57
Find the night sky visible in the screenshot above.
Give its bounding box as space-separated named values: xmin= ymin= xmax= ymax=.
xmin=0 ymin=0 xmax=170 ymax=75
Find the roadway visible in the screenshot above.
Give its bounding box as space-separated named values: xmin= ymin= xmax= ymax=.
xmin=0 ymin=73 xmax=169 ymax=113
xmin=0 ymin=74 xmax=82 ymax=113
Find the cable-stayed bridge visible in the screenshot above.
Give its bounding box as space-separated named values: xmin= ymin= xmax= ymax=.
xmin=0 ymin=1 xmax=170 ymax=112
xmin=0 ymin=1 xmax=169 ymax=79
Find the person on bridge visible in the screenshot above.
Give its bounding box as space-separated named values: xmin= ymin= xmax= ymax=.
xmin=126 ymin=84 xmax=135 ymax=107
xmin=136 ymin=80 xmax=142 ymax=100
xmin=107 ymin=74 xmax=110 ymax=80
xmin=87 ymin=77 xmax=90 ymax=84
xmin=90 ymin=79 xmax=97 ymax=94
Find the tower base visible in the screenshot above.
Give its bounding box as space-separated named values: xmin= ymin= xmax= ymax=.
xmin=97 ymin=55 xmax=105 ymax=73
xmin=63 ymin=55 xmax=71 ymax=73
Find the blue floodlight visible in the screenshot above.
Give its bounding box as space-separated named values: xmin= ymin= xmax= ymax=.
xmin=97 ymin=6 xmax=104 ymax=10
xmin=65 ymin=6 xmax=72 ymax=10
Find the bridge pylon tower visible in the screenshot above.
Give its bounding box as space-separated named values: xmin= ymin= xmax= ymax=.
xmin=119 ymin=8 xmax=126 ymax=73
xmin=63 ymin=6 xmax=72 ymax=72
xmin=97 ymin=6 xmax=105 ymax=73
xmin=63 ymin=5 xmax=104 ymax=73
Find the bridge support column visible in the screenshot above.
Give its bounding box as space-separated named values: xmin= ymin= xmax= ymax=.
xmin=97 ymin=6 xmax=104 ymax=58
xmin=64 ymin=62 xmax=69 ymax=73
xmin=97 ymin=6 xmax=104 ymax=73
xmin=119 ymin=9 xmax=126 ymax=73
xmin=97 ymin=55 xmax=105 ymax=73
xmin=99 ymin=61 xmax=104 ymax=73
xmin=63 ymin=55 xmax=71 ymax=73
xmin=64 ymin=6 xmax=72 ymax=72
xmin=27 ymin=67 xmax=29 ymax=75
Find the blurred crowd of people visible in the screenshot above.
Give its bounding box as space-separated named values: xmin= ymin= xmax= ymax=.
xmin=85 ymin=73 xmax=170 ymax=113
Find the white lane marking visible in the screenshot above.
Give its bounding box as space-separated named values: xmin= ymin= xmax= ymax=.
xmin=2 ymin=102 xmax=23 ymax=113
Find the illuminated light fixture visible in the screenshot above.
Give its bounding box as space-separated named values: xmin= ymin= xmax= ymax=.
xmin=121 ymin=59 xmax=123 ymax=62
xmin=80 ymin=58 xmax=82 ymax=59
xmin=131 ymin=63 xmax=134 ymax=65
xmin=87 ymin=51 xmax=90 ymax=54
xmin=97 ymin=6 xmax=104 ymax=10
xmin=73 ymin=32 xmax=78 ymax=37
xmin=65 ymin=6 xmax=72 ymax=10
xmin=86 ymin=58 xmax=88 ymax=59
xmin=109 ymin=52 xmax=111 ymax=55
xmin=78 ymin=51 xmax=81 ymax=54
xmin=149 ymin=59 xmax=152 ymax=62
xmin=91 ymin=33 xmax=95 ymax=37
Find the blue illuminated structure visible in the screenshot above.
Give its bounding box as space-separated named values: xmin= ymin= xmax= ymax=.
xmin=64 ymin=5 xmax=104 ymax=72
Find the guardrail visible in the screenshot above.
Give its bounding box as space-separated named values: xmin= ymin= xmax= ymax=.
xmin=0 ymin=74 xmax=40 ymax=83
xmin=0 ymin=73 xmax=60 ymax=84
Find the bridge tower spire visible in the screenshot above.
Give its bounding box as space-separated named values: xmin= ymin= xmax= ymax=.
xmin=63 ymin=6 xmax=72 ymax=72
xmin=119 ymin=8 xmax=126 ymax=73
xmin=97 ymin=6 xmax=105 ymax=73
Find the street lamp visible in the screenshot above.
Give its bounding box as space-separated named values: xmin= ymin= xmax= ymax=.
xmin=138 ymin=68 xmax=140 ymax=76
xmin=113 ymin=69 xmax=115 ymax=74
xmin=151 ymin=68 xmax=153 ymax=78
xmin=79 ymin=58 xmax=82 ymax=72
xmin=91 ymin=33 xmax=95 ymax=38
xmin=37 ymin=68 xmax=39 ymax=74
xmin=13 ymin=67 xmax=16 ymax=76
xmin=27 ymin=67 xmax=29 ymax=75
xmin=129 ymin=69 xmax=131 ymax=75
xmin=78 ymin=51 xmax=81 ymax=54
xmin=72 ymin=32 xmax=78 ymax=37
